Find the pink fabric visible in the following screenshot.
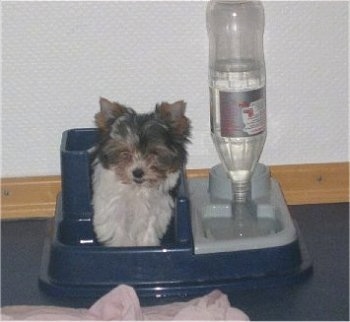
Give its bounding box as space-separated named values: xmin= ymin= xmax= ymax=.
xmin=1 ymin=285 xmax=249 ymax=320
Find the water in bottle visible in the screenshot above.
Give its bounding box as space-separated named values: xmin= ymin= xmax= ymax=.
xmin=207 ymin=0 xmax=268 ymax=238
xmin=207 ymin=0 xmax=266 ymax=203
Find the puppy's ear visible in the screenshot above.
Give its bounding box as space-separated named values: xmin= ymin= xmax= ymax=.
xmin=95 ymin=97 xmax=127 ymax=131
xmin=156 ymin=100 xmax=191 ymax=138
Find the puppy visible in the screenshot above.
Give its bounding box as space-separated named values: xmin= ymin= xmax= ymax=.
xmin=92 ymin=98 xmax=191 ymax=247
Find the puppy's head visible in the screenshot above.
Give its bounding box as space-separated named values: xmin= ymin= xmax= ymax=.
xmin=95 ymin=97 xmax=191 ymax=188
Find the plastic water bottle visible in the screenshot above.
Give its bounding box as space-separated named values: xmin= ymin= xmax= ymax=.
xmin=207 ymin=0 xmax=266 ymax=204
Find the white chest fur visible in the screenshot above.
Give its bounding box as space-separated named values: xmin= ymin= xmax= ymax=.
xmin=92 ymin=163 xmax=179 ymax=247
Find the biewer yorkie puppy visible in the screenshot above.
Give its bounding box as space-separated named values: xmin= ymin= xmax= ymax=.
xmin=92 ymin=97 xmax=191 ymax=247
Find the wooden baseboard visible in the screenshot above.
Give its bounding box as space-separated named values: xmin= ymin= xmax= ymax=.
xmin=270 ymin=163 xmax=349 ymax=206
xmin=1 ymin=176 xmax=61 ymax=220
xmin=1 ymin=162 xmax=349 ymax=220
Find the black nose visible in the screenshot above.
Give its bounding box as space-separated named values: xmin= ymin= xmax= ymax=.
xmin=132 ymin=168 xmax=144 ymax=179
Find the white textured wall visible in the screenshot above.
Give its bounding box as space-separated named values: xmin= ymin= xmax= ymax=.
xmin=2 ymin=1 xmax=349 ymax=177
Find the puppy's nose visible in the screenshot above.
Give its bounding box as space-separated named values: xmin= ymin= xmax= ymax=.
xmin=132 ymin=168 xmax=144 ymax=179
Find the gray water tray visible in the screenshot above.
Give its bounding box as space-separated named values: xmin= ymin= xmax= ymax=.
xmin=190 ymin=163 xmax=297 ymax=254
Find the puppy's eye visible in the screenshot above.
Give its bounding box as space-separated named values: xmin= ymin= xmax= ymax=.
xmin=149 ymin=147 xmax=169 ymax=157
xmin=149 ymin=148 xmax=174 ymax=165
xmin=150 ymin=150 xmax=159 ymax=157
xmin=119 ymin=151 xmax=132 ymax=161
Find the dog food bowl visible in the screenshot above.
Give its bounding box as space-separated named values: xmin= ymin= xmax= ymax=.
xmin=39 ymin=128 xmax=312 ymax=299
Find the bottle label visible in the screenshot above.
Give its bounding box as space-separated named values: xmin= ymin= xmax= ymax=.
xmin=219 ymin=88 xmax=266 ymax=137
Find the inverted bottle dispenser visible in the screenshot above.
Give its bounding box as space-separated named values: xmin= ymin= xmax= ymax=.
xmin=39 ymin=128 xmax=312 ymax=299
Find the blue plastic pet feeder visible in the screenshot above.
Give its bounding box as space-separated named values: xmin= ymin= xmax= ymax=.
xmin=39 ymin=128 xmax=312 ymax=299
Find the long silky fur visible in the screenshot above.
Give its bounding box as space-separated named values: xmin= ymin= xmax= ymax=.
xmin=92 ymin=98 xmax=190 ymax=247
